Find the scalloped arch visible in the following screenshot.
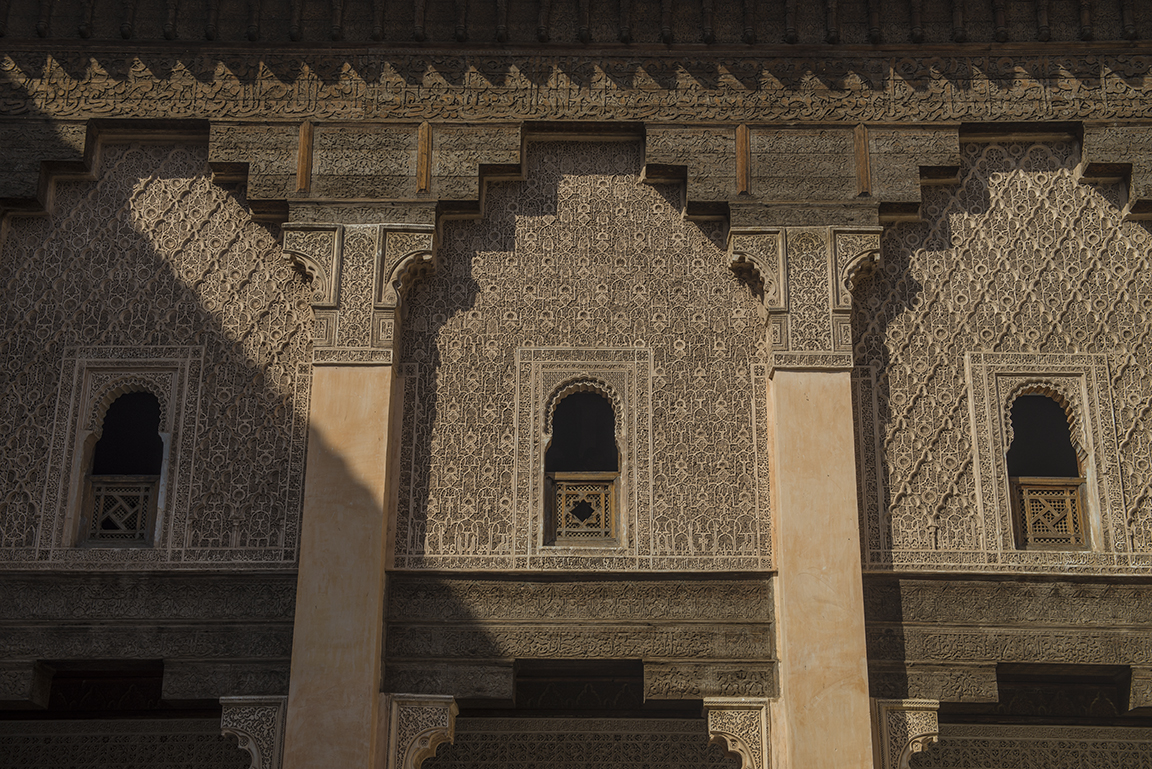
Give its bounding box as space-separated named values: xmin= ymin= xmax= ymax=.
xmin=1003 ymin=379 xmax=1087 ymax=462
xmin=543 ymin=376 xmax=625 ymax=441
xmin=86 ymin=377 xmax=170 ymax=435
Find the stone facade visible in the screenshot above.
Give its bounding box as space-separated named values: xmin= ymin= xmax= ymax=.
xmin=2 ymin=0 xmax=1152 ymax=766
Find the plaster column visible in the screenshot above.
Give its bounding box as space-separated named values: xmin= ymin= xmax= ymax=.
xmin=279 ymin=222 xmax=435 ymax=769
xmin=282 ymin=364 xmax=398 ymax=768
xmin=729 ymin=226 xmax=881 ymax=768
xmin=768 ymin=368 xmax=872 ymax=768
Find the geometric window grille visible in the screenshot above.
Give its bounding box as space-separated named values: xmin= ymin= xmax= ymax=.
xmin=544 ymin=390 xmax=620 ymax=545
xmin=548 ymin=473 xmax=618 ymax=541
xmin=87 ymin=478 xmax=158 ymax=542
xmin=1011 ymin=477 xmax=1087 ymax=549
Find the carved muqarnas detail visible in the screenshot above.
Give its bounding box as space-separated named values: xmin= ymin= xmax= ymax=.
xmin=220 ymin=695 xmax=286 ymax=769
xmin=704 ymin=698 xmax=769 ymax=769
xmin=386 ymin=694 xmax=458 ymax=769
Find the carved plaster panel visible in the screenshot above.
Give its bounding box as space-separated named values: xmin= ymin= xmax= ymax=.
xmin=854 ymin=141 xmax=1152 ymax=574
xmin=220 ymin=695 xmax=287 ymax=769
xmin=394 ymin=141 xmax=770 ymax=572
xmin=872 ymin=699 xmax=939 ymax=769
xmin=0 ymin=143 xmax=311 ymax=569
xmin=704 ymin=698 xmax=770 ymax=769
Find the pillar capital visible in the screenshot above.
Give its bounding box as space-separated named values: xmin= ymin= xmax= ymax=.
xmin=728 ymin=225 xmax=881 ymax=375
xmin=282 ymin=221 xmax=436 ymax=366
xmin=220 ymin=695 xmax=287 ymax=769
xmin=381 ymin=694 xmax=459 ymax=769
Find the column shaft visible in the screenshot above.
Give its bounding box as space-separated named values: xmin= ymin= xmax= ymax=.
xmin=768 ymin=369 xmax=873 ymax=768
xmin=283 ymin=365 xmax=397 ymax=768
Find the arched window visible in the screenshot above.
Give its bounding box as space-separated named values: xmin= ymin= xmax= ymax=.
xmin=545 ymin=390 xmax=619 ymax=543
xmin=84 ymin=391 xmax=164 ymax=544
xmin=1006 ymin=393 xmax=1086 ymax=549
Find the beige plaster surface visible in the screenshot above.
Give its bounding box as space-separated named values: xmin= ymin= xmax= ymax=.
xmin=283 ymin=365 xmax=397 ymax=769
xmin=767 ymin=370 xmax=873 ymax=769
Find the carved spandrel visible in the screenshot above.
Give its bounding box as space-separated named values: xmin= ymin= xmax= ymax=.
xmin=220 ymin=695 xmax=287 ymax=769
xmin=703 ymin=698 xmax=769 ymax=769
xmin=871 ymin=698 xmax=939 ymax=769
xmin=383 ymin=694 xmax=458 ymax=769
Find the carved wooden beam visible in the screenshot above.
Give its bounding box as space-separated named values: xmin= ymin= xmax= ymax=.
xmin=220 ymin=695 xmax=287 ymax=769
xmin=704 ymin=697 xmax=770 ymax=769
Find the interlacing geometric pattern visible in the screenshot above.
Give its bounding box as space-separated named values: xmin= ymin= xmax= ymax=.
xmin=88 ymin=478 xmax=156 ymax=541
xmin=398 ymin=141 xmax=769 ymax=571
xmin=908 ymin=724 xmax=1152 ymax=768
xmin=422 ymin=718 xmax=738 ymax=769
xmin=0 ymin=143 xmax=311 ymax=567
xmin=854 ymin=141 xmax=1152 ymax=572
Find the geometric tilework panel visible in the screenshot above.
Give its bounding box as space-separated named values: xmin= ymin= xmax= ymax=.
xmin=853 ymin=141 xmax=1152 ymax=574
xmin=423 ymin=717 xmax=740 ymax=769
xmin=0 ymin=144 xmax=311 ymax=568
xmin=0 ymin=719 xmax=250 ymax=767
xmin=397 ymin=141 xmax=770 ymax=571
xmin=908 ymin=724 xmax=1152 ymax=768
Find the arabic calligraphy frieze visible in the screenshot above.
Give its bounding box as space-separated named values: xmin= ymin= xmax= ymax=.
xmin=1 ymin=50 xmax=1149 ymax=123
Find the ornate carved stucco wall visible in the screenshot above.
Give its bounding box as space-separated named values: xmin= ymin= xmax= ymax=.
xmin=421 ymin=717 xmax=740 ymax=769
xmin=0 ymin=142 xmax=311 ymax=569
xmin=854 ymin=140 xmax=1152 ymax=574
xmin=395 ymin=140 xmax=769 ymax=571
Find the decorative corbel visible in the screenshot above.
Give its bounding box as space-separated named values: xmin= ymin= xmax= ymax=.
xmin=281 ymin=224 xmax=343 ymax=308
xmin=871 ymin=698 xmax=939 ymax=769
xmin=220 ymin=695 xmax=287 ymax=769
xmin=703 ymin=697 xmax=770 ymax=769
xmin=384 ymin=693 xmax=458 ymax=769
xmin=727 ymin=229 xmax=785 ymax=313
xmin=831 ymin=228 xmax=883 ymax=311
xmin=378 ymin=227 xmax=437 ymax=313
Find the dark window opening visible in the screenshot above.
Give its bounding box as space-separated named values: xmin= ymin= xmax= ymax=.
xmin=545 ymin=392 xmax=618 ymax=473
xmin=92 ymin=392 xmax=164 ymax=476
xmin=1006 ymin=394 xmax=1086 ymax=550
xmin=1006 ymin=395 xmax=1079 ymax=478
xmin=84 ymin=392 xmax=164 ymax=544
xmin=545 ymin=391 xmax=619 ymax=543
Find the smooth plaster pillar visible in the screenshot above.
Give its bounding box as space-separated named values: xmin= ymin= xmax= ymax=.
xmin=768 ymin=369 xmax=873 ymax=768
xmin=283 ymin=365 xmax=398 ymax=769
